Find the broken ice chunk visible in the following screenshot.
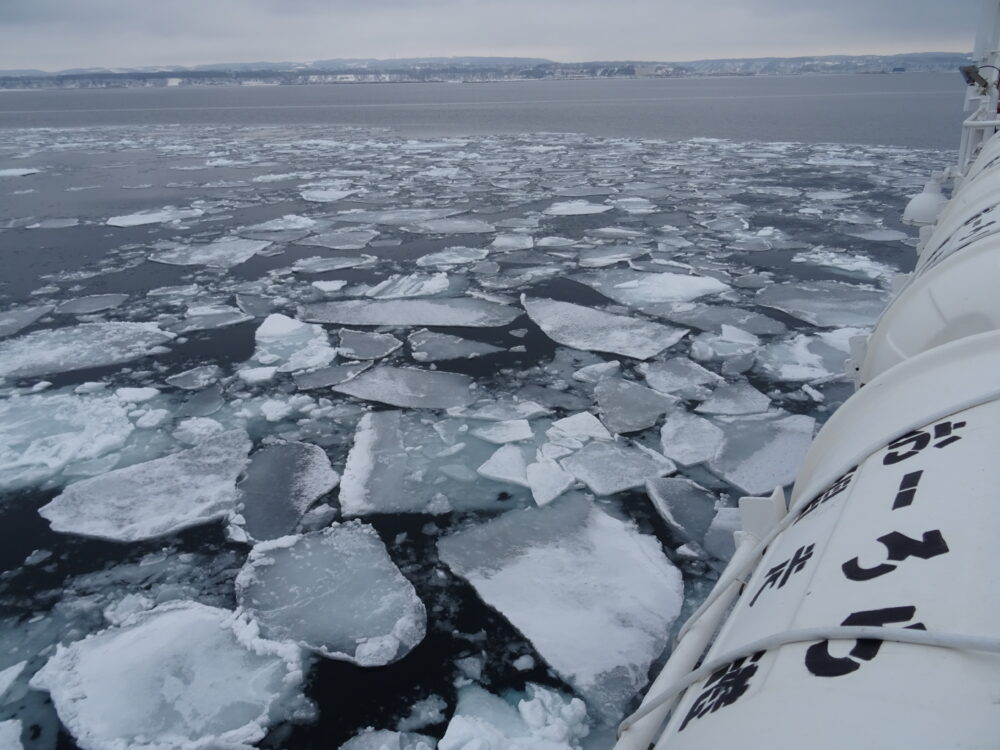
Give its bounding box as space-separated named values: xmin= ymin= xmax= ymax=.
xmin=39 ymin=430 xmax=251 ymax=541
xmin=659 ymin=410 xmax=725 ymax=466
xmin=165 ymin=364 xmax=222 ymax=390
xmin=293 ymin=362 xmax=370 ymax=390
xmin=0 ymin=720 xmax=20 ymax=750
xmin=438 ymin=495 xmax=683 ymax=723
xmin=30 ymin=601 xmax=303 ymax=750
xmin=340 ymin=412 xmax=410 ymax=515
xmin=439 ymin=684 xmax=588 ymax=750
xmin=645 ymin=477 xmax=717 ymax=546
xmin=526 ymin=459 xmax=576 ymax=506
xmin=703 ymin=506 xmax=741 ymax=560
xmin=595 ymin=379 xmax=677 ymax=434
xmin=560 ymin=440 xmax=675 ymax=495
xmin=416 ymin=247 xmax=490 ymax=268
xmin=522 ymin=296 xmax=686 ymax=360
xmin=0 ymin=304 xmax=52 ymax=338
xmin=409 ymin=329 xmax=504 ymax=362
xmin=471 ymin=420 xmax=534 ymax=445
xmin=756 ymin=329 xmax=856 ymax=382
xmin=756 ymin=280 xmax=889 ymax=328
xmin=164 ymin=304 xmax=253 ymax=334
xmin=149 ymin=238 xmax=272 ymax=268
xmin=572 ymin=360 xmax=621 ymax=383
xmin=544 ymin=200 xmax=612 ymax=216
xmin=55 ymin=294 xmax=129 ymax=315
xmin=106 ymin=206 xmax=203 ymax=226
xmin=339 ymin=328 xmax=403 ymax=360
xmin=301 ymin=298 xmax=521 ymax=328
xmin=578 ymin=245 xmax=648 ymax=268
xmin=477 ymin=444 xmax=531 ymax=487
xmin=549 ymin=411 xmax=612 ymax=442
xmin=337 ymin=208 xmax=460 ymax=226
xmin=363 ymin=273 xmax=452 ymax=299
xmin=404 ymin=217 xmax=495 ymax=234
xmin=332 ymin=366 xmax=475 ymax=409
xmin=236 ymin=522 xmax=426 ymax=666
xmin=0 ymin=322 xmax=174 ymax=378
xmin=845 ymin=228 xmax=909 ymax=242
xmin=695 ymin=380 xmax=771 ymax=416
xmin=0 ymin=390 xmax=133 ymax=492
xmin=246 ymin=313 xmax=337 ymax=373
xmin=299 ymin=228 xmax=379 ymax=251
xmin=689 ymin=325 xmax=760 ymax=362
xmin=342 ymin=730 xmax=436 ymax=750
xmin=293 ymin=255 xmax=376 ymax=273
xmin=233 ymin=442 xmax=340 ymax=542
xmin=638 ymin=357 xmax=723 ymax=399
xmin=449 ymin=400 xmax=552 ymax=421
xmin=301 ymin=187 xmax=357 ymax=202
xmin=490 ymin=234 xmax=534 ymax=251
xmin=707 ymin=413 xmax=815 ymax=495
xmin=573 ymin=270 xmax=730 ymax=307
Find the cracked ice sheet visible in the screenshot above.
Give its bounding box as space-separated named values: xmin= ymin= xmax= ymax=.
xmin=756 ymin=328 xmax=860 ymax=382
xmin=437 ymin=494 xmax=683 ymax=724
xmin=149 ymin=238 xmax=272 ymax=268
xmin=560 ymin=440 xmax=675 ymax=495
xmin=755 ymin=280 xmax=890 ymax=328
xmin=707 ymin=413 xmax=816 ymax=495
xmin=39 ymin=430 xmax=251 ymax=542
xmin=333 ymin=366 xmax=475 ymax=409
xmin=236 ymin=523 xmax=425 ymax=666
xmin=0 ymin=322 xmax=174 ymax=379
xmin=30 ymin=601 xmax=304 ymax=750
xmin=0 ymin=390 xmax=134 ymax=492
xmin=301 ymin=298 xmax=521 ymax=328
xmin=522 ymin=296 xmax=686 ymax=360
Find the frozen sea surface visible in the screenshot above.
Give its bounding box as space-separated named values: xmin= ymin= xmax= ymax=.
xmin=0 ymin=123 xmax=943 ymax=749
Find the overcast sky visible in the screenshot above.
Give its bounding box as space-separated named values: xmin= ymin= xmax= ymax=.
xmin=0 ymin=0 xmax=983 ymax=72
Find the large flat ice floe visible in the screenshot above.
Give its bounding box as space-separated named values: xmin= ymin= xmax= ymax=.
xmin=522 ymin=296 xmax=686 ymax=360
xmin=244 ymin=313 xmax=337 ymax=375
xmin=438 ymin=495 xmax=684 ymax=723
xmin=0 ymin=304 xmax=52 ymax=338
xmin=0 ymin=391 xmax=133 ymax=492
xmin=39 ymin=430 xmax=251 ymax=541
xmin=0 ymin=323 xmax=174 ymax=379
xmin=573 ymin=270 xmax=730 ymax=308
xmin=756 ymin=280 xmax=889 ymax=328
xmin=149 ymin=238 xmax=272 ymax=268
xmin=30 ymin=601 xmax=304 ymax=750
xmin=106 ymin=206 xmax=203 ymax=227
xmin=236 ymin=523 xmax=426 ymax=666
xmin=332 ymin=366 xmax=476 ymax=409
xmin=300 ymin=298 xmax=521 ymax=328
xmin=707 ymin=413 xmax=816 ymax=495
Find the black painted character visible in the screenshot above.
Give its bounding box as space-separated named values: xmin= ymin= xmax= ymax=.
xmin=679 ymin=651 xmax=765 ymax=731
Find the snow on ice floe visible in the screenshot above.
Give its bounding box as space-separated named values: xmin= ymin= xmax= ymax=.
xmin=30 ymin=601 xmax=304 ymax=750
xmin=756 ymin=328 xmax=859 ymax=382
xmin=342 ymin=730 xmax=436 ymax=750
xmin=0 ymin=390 xmax=135 ymax=492
xmin=792 ymin=247 xmax=897 ymax=283
xmin=333 ymin=366 xmax=475 ymax=409
xmin=362 ymin=273 xmax=452 ymax=299
xmin=560 ymin=440 xmax=675 ymax=495
xmin=0 ymin=720 xmax=21 ymax=750
xmin=438 ymin=494 xmax=684 ymax=723
xmin=695 ymin=379 xmax=771 ymax=415
xmin=595 ymin=378 xmax=677 ymax=434
xmin=0 ymin=304 xmax=52 ymax=338
xmin=755 ymin=280 xmax=889 ymax=328
xmin=244 ymin=313 xmax=337 ymax=374
xmin=845 ymin=228 xmax=909 ymax=243
xmin=707 ymin=413 xmax=815 ymax=495
xmin=339 ymin=329 xmax=403 ymax=360
xmin=409 ymin=330 xmax=504 ymax=362
xmin=543 ymin=200 xmax=612 ymax=216
xmin=0 ymin=322 xmax=174 ymax=379
xmin=573 ymin=270 xmax=730 ymax=308
xmin=230 ymin=441 xmax=339 ymax=542
xmin=439 ymin=683 xmax=588 ymax=750
xmin=39 ymin=430 xmax=251 ymax=541
xmin=301 ymin=298 xmax=521 ymax=328
xmin=149 ymin=237 xmax=271 ymax=268
xmin=659 ymin=411 xmax=725 ymax=466
xmin=416 ymin=247 xmax=490 ymax=267
xmin=236 ymin=522 xmax=426 ymax=665
xmin=106 ymin=206 xmax=203 ymax=227
xmin=639 ymin=357 xmax=724 ymax=399
xmin=166 ymin=364 xmax=222 ymax=390
xmin=522 ymin=296 xmax=686 ymax=360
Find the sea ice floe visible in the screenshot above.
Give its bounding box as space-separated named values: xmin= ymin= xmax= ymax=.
xmin=165 ymin=304 xmax=254 ymax=334
xmin=404 ymin=217 xmax=495 ymax=234
xmin=245 ymin=313 xmax=337 ymax=374
xmin=301 ymin=187 xmax=357 ymax=202
xmin=756 ymin=280 xmax=890 ymax=328
xmin=490 ymin=234 xmax=535 ymax=251
xmin=577 ymin=245 xmax=649 ymax=268
xmin=792 ymin=247 xmax=896 ymax=282
xmin=695 ymin=380 xmax=771 ymax=416
xmin=439 ymin=684 xmax=588 ymax=750
xmin=338 ymin=208 xmax=460 ymax=225
xmin=573 ymin=270 xmax=730 ymax=307
xmin=560 ymin=440 xmax=675 ymax=495
xmin=339 ymin=329 xmax=403 ymax=360
xmin=236 ymin=522 xmax=426 ymax=665
xmin=363 ymin=273 xmax=452 ymax=299
xmin=301 ymin=298 xmax=521 ymax=328
xmin=449 ymin=399 xmax=551 ymax=422
xmin=659 ymin=410 xmax=725 ymax=466
xmin=525 ymin=459 xmax=576 ymax=506
xmin=30 ymin=601 xmax=304 ymax=750
xmin=342 ymin=730 xmax=436 ymax=750
xmin=438 ymin=495 xmax=684 ymax=723
xmin=0 ymin=720 xmax=20 ymax=750
xmin=548 ymin=411 xmax=612 ymax=443
xmin=0 ymin=304 xmax=52 ymax=338
xmin=845 ymin=228 xmax=909 ymax=242
xmin=293 ymin=255 xmax=377 ymax=273
xmin=165 ymin=364 xmax=223 ymax=390
xmin=333 ymin=366 xmax=475 ymax=409
xmin=544 ymin=200 xmax=612 ymax=216
xmin=0 ymin=322 xmax=174 ymax=379
xmin=595 ymin=378 xmax=677 ymax=434
xmin=39 ymin=430 xmax=251 ymax=542
xmin=0 ymin=167 xmax=40 ymax=177
xmin=106 ymin=206 xmax=204 ymax=227
xmin=645 ymin=477 xmax=718 ymax=548
xmin=638 ymin=357 xmax=723 ymax=399
xmin=521 ymin=296 xmax=686 ymax=360
xmin=707 ymin=413 xmax=816 ymax=495
xmin=416 ymin=247 xmax=490 ymax=267
xmin=0 ymin=391 xmax=133 ymax=492
xmin=756 ymin=328 xmax=858 ymax=382
xmin=293 ymin=362 xmax=371 ymax=390
xmin=470 ymin=420 xmax=534 ymax=445
xmin=150 ymin=237 xmax=272 ymax=268
xmin=409 ymin=330 xmax=504 ymax=362
xmin=299 ymin=228 xmax=379 ymax=250
xmin=231 ymin=441 xmax=340 ymax=542
xmin=55 ymin=294 xmax=129 ymax=315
